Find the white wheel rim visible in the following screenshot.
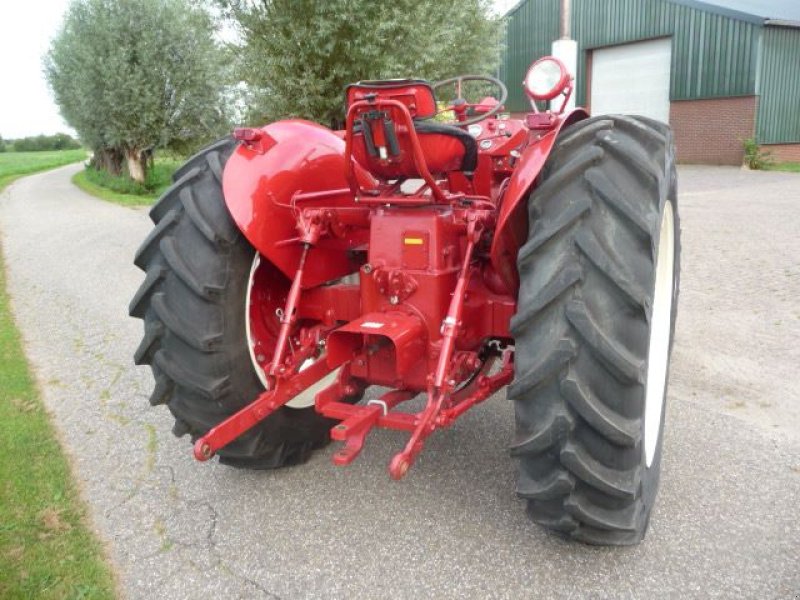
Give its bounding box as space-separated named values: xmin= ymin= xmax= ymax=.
xmin=644 ymin=201 xmax=675 ymax=467
xmin=245 ymin=252 xmax=337 ymax=409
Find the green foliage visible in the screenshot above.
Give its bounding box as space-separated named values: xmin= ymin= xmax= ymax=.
xmin=81 ymin=157 xmax=180 ymax=197
xmin=45 ymin=0 xmax=230 ymax=179
xmin=763 ymin=161 xmax=800 ymax=173
xmin=72 ymin=170 xmax=154 ymax=206
xmin=0 ymin=135 xmax=5 ymax=153
xmin=10 ymin=133 xmax=82 ymax=152
xmin=0 ymin=246 xmax=116 ymax=599
xmin=220 ymin=0 xmax=504 ymax=127
xmin=72 ymin=153 xmax=181 ymax=206
xmin=742 ymin=138 xmax=773 ymax=170
xmin=0 ymin=150 xmax=87 ymax=191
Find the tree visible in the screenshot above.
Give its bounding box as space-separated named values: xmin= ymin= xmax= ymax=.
xmin=0 ymin=136 xmax=5 ymax=153
xmin=8 ymin=133 xmax=81 ymax=152
xmin=219 ymin=0 xmax=504 ymax=128
xmin=52 ymin=133 xmax=82 ymax=150
xmin=45 ymin=0 xmax=229 ymax=183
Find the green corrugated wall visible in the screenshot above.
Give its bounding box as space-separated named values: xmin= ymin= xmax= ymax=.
xmin=502 ymin=0 xmax=761 ymax=110
xmin=571 ymin=0 xmax=761 ymax=105
xmin=757 ymin=27 xmax=800 ymax=144
xmin=500 ymin=0 xmax=560 ymax=111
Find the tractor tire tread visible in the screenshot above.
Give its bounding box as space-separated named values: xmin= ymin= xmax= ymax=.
xmin=564 ymin=300 xmax=644 ymax=384
xmin=151 ymin=292 xmax=223 ymax=352
xmin=131 ymin=137 xmax=338 ymax=468
xmin=171 ymin=137 xmax=232 ymax=182
xmin=180 ymin=185 xmax=235 ymax=246
xmin=134 ymin=209 xmax=180 ymax=270
xmin=128 ymin=267 xmax=165 ymax=319
xmin=149 ymin=167 xmax=201 ymax=225
xmin=512 ymin=114 xmax=680 ymax=545
xmin=159 ymin=236 xmax=223 ymax=301
xmin=153 ymin=349 xmax=230 ymax=402
xmin=148 ymin=369 xmax=174 ymax=407
xmin=516 ymin=468 xmax=575 ymax=500
xmin=507 ymin=339 xmax=576 ymax=399
xmin=560 ymin=372 xmax=639 ymax=447
xmin=510 ymin=404 xmax=574 ymax=455
xmin=134 ymin=320 xmax=163 ymax=366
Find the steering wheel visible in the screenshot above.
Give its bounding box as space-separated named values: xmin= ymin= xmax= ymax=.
xmin=431 ymin=75 xmax=508 ymax=127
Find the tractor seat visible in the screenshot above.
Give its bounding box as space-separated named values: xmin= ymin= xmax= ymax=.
xmin=412 ymin=120 xmax=477 ymax=171
xmin=346 ymin=80 xmax=478 ymax=179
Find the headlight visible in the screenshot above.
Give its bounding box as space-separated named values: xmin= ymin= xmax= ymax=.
xmin=524 ymin=57 xmax=570 ymax=102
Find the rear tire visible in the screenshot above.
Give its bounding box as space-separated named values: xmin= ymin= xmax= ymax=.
xmin=130 ymin=137 xmax=335 ymax=469
xmin=510 ymin=115 xmax=680 ymax=545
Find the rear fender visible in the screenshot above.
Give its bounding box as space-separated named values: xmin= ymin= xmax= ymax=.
xmin=222 ymin=120 xmax=375 ymax=288
xmin=489 ymin=108 xmax=589 ymax=293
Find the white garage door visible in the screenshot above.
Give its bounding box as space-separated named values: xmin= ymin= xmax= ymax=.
xmin=590 ymin=38 xmax=672 ymax=123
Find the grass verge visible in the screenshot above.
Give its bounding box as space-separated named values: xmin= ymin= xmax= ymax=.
xmin=0 ymin=150 xmax=87 ymax=191
xmin=72 ymin=157 xmax=182 ymax=207
xmin=0 ymin=212 xmax=116 ymax=596
xmin=764 ymin=161 xmax=800 ymax=173
xmin=71 ymin=170 xmax=157 ymax=207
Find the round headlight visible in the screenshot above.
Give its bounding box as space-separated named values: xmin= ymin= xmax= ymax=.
xmin=524 ymin=57 xmax=569 ymax=102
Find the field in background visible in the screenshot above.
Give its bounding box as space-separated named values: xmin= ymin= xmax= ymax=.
xmin=0 ymin=150 xmax=87 ymax=190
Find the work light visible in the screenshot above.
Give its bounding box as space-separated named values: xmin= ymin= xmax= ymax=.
xmin=524 ymin=57 xmax=570 ymax=102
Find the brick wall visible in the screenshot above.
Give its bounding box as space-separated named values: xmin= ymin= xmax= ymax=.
xmin=669 ymin=96 xmax=757 ymax=166
xmin=763 ymin=143 xmax=800 ymax=163
xmin=512 ymin=95 xmax=779 ymax=166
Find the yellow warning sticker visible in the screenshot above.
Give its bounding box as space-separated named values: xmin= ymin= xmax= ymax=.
xmin=403 ymin=237 xmax=424 ymax=246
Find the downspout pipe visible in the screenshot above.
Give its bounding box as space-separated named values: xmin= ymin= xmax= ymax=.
xmin=553 ymin=0 xmax=577 ymax=111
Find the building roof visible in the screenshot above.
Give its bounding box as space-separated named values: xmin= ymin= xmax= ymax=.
xmin=503 ymin=0 xmax=800 ymax=28
xmin=670 ymin=0 xmax=800 ymax=27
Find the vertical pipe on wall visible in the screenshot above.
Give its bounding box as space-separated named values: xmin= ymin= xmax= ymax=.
xmin=554 ymin=0 xmax=577 ymax=110
xmin=560 ymin=0 xmax=571 ymax=38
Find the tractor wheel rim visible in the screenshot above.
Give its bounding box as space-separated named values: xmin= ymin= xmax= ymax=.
xmin=245 ymin=252 xmax=337 ymax=409
xmin=245 ymin=253 xmax=271 ymax=389
xmin=644 ymin=201 xmax=676 ymax=467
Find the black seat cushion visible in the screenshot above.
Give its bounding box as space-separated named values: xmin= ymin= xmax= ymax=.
xmin=413 ymin=120 xmax=478 ymax=172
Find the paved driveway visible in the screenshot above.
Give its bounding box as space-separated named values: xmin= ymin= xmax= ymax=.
xmin=1 ymin=164 xmax=798 ymax=599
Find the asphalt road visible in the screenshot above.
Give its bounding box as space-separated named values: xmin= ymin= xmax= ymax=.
xmin=1 ymin=163 xmax=798 ymax=599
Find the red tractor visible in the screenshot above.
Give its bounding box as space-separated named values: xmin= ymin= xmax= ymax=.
xmin=131 ymin=56 xmax=679 ymax=545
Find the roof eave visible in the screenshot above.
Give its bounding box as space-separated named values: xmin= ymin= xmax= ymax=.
xmin=667 ymin=0 xmax=764 ymax=26
xmin=505 ymin=0 xmax=800 ymax=31
xmin=765 ymin=18 xmax=800 ymax=30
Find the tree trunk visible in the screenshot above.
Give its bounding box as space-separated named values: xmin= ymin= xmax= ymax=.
xmin=144 ymin=147 xmax=155 ymax=172
xmin=92 ymin=147 xmax=123 ymax=176
xmin=125 ymin=148 xmax=147 ymax=184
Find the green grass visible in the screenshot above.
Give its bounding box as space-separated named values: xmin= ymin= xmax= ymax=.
xmin=0 ymin=187 xmax=116 ymax=595
xmin=71 ymin=171 xmax=155 ymax=207
xmin=0 ymin=150 xmax=87 ymax=191
xmin=72 ymin=157 xmax=182 ymax=207
xmin=764 ymin=161 xmax=800 ymax=173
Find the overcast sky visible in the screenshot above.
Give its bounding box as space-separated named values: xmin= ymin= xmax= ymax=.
xmin=0 ymin=1 xmax=74 ymax=138
xmin=0 ymin=0 xmax=520 ymax=140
